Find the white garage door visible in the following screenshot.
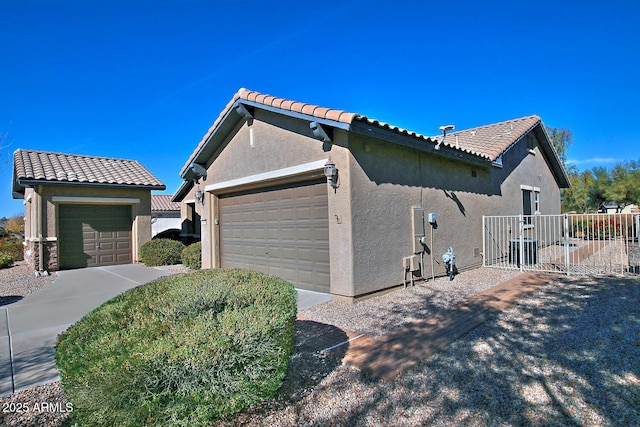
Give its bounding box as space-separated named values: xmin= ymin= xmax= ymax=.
xmin=219 ymin=181 xmax=330 ymax=292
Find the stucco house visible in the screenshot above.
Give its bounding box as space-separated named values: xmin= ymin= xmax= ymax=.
xmin=12 ymin=149 xmax=165 ymax=273
xmin=151 ymin=194 xmax=181 ymax=238
xmin=172 ymin=88 xmax=570 ymax=301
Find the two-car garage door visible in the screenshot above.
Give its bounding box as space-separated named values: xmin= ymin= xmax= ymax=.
xmin=58 ymin=204 xmax=133 ymax=269
xmin=219 ymin=181 xmax=330 ymax=293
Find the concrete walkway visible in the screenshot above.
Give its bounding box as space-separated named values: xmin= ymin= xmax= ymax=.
xmin=0 ymin=264 xmax=330 ymax=396
xmin=0 ymin=264 xmax=173 ymax=396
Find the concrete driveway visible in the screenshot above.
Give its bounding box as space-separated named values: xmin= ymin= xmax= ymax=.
xmin=0 ymin=264 xmax=329 ymax=396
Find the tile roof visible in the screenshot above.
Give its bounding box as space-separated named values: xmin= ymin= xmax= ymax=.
xmin=181 ymin=89 xmax=549 ymax=177
xmin=180 ymin=88 xmax=362 ymax=176
xmin=151 ymin=194 xmax=181 ymax=212
xmin=13 ymin=149 xmax=165 ymax=189
xmin=431 ymin=115 xmax=542 ymax=162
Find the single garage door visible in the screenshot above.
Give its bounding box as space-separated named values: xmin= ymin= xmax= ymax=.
xmin=58 ymin=204 xmax=132 ymax=269
xmin=219 ymin=181 xmax=330 ymax=292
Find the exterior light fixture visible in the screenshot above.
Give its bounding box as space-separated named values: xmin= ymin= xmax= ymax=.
xmin=324 ymin=159 xmax=339 ymax=191
xmin=194 ymin=188 xmax=205 ymax=205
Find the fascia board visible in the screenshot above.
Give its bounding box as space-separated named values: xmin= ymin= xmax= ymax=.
xmin=240 ymin=100 xmax=351 ymax=131
xmin=350 ymin=120 xmax=490 ymax=168
xmin=16 ymin=179 xmax=166 ymax=191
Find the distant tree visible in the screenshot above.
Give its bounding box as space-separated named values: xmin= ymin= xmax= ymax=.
xmin=605 ymin=160 xmax=640 ymax=211
xmin=589 ymin=167 xmax=611 ymax=211
xmin=546 ymin=126 xmax=573 ymax=166
xmin=562 ymin=168 xmax=594 ymax=213
xmin=5 ymin=216 xmax=24 ymax=235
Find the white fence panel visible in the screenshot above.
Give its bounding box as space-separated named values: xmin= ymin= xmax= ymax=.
xmin=483 ymin=213 xmax=639 ymax=276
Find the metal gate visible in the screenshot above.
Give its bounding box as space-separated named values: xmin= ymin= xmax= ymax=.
xmin=483 ymin=213 xmax=640 ymax=275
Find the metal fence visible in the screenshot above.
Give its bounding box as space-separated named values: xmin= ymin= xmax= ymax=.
xmin=483 ymin=213 xmax=640 ymax=276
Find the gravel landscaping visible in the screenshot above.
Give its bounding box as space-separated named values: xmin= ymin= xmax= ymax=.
xmin=1 ymin=263 xmax=638 ymax=426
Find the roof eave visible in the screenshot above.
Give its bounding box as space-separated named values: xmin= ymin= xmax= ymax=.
xmin=179 ymin=102 xmax=248 ymax=181
xmin=179 ymin=99 xmax=353 ymax=182
xmin=172 ymin=179 xmax=193 ymax=203
xmin=532 ymin=124 xmax=571 ymax=188
xmin=15 ymin=179 xmax=166 ymax=192
xmin=350 ymin=119 xmax=492 ymax=168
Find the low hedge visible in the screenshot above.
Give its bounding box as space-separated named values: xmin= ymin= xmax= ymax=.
xmin=0 ymin=252 xmax=13 ymax=269
xmin=181 ymin=242 xmax=202 ymax=270
xmin=139 ymin=238 xmax=185 ymax=266
xmin=0 ymin=237 xmax=24 ymax=261
xmin=55 ymin=269 xmax=297 ymax=426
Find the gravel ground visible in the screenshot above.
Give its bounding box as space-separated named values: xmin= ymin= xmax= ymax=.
xmin=0 ymin=261 xmax=57 ymax=305
xmin=1 ymin=264 xmax=638 ymax=426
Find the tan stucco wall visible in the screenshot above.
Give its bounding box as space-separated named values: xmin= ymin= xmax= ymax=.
xmin=31 ymin=185 xmax=152 ymax=265
xmin=346 ymin=134 xmax=494 ymax=295
xmin=190 ymin=109 xmax=563 ymax=299
xmin=197 ymin=110 xmax=356 ymax=294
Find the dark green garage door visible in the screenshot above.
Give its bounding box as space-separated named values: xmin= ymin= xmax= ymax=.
xmin=58 ymin=204 xmax=132 ymax=269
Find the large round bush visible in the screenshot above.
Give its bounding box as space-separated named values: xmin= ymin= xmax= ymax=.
xmin=55 ymin=269 xmax=297 ymax=426
xmin=181 ymin=241 xmax=201 ymax=270
xmin=139 ymin=238 xmax=185 ymax=266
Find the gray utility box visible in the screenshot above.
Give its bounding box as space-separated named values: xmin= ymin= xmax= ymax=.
xmin=509 ymin=239 xmax=538 ymax=266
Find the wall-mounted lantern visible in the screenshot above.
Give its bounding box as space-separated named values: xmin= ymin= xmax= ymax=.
xmin=194 ymin=188 xmax=205 ymax=205
xmin=324 ymin=159 xmax=339 ymax=191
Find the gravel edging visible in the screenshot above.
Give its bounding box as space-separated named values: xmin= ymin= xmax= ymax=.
xmin=0 ymin=261 xmax=57 ymax=304
xmin=2 ymin=265 xmax=638 ymax=426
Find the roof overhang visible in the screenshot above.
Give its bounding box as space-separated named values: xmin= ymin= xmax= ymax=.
xmin=532 ymin=124 xmax=571 ymax=188
xmin=12 ymin=178 xmax=166 ymax=199
xmin=179 ymin=99 xmax=352 ymax=183
xmin=172 ymin=179 xmax=193 ymax=203
xmin=349 ymin=118 xmax=493 ymax=168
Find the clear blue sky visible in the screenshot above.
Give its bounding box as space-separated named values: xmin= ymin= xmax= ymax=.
xmin=1 ymin=0 xmax=639 ymax=218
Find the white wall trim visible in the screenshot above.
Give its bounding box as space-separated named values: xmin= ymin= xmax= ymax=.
xmin=205 ymin=159 xmax=328 ymax=193
xmin=28 ymin=237 xmax=58 ymax=242
xmin=52 ymin=196 xmax=140 ymax=204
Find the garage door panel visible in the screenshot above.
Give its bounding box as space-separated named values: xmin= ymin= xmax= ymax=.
xmin=59 ymin=204 xmax=132 ymax=269
xmin=220 ymin=181 xmax=329 ymax=293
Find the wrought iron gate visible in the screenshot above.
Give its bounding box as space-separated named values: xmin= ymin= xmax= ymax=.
xmin=483 ymin=213 xmax=640 ymax=276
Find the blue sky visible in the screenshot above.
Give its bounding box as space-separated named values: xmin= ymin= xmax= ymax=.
xmin=1 ymin=0 xmax=638 ymax=218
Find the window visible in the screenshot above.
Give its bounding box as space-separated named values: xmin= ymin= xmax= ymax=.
xmin=521 ymin=185 xmax=541 ymax=225
xmin=522 ymin=189 xmax=533 ymax=216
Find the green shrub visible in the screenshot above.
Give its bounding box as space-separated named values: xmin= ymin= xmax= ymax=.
xmin=0 ymin=252 xmax=13 ymax=269
xmin=139 ymin=239 xmax=185 ymax=266
xmin=0 ymin=237 xmax=23 ymax=261
xmin=0 ymin=227 xmax=8 ymax=237
xmin=56 ymin=269 xmax=297 ymax=426
xmin=181 ymin=242 xmax=202 ymax=270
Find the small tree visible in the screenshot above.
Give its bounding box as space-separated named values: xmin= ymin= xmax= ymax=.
xmin=546 ymin=126 xmax=573 ymax=167
xmin=562 ymin=167 xmax=594 ymax=213
xmin=605 ymin=160 xmax=640 ymax=212
xmin=5 ymin=216 xmax=24 ymax=235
